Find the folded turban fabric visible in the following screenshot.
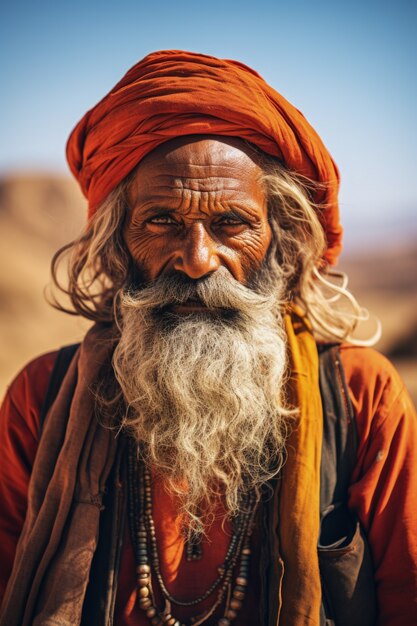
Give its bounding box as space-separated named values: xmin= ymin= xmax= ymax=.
xmin=66 ymin=49 xmax=342 ymax=264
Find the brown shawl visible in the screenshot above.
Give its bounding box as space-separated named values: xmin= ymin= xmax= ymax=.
xmin=0 ymin=325 xmax=118 ymax=626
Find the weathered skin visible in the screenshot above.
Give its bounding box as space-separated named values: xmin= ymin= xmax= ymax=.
xmin=124 ymin=136 xmax=272 ymax=312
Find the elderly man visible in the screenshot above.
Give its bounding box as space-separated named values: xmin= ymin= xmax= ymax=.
xmin=0 ymin=50 xmax=416 ymax=626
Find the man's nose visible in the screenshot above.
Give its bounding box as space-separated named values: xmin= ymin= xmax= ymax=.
xmin=173 ymin=223 xmax=221 ymax=279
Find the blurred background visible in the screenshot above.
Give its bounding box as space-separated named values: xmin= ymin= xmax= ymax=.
xmin=1 ymin=0 xmax=416 ymax=401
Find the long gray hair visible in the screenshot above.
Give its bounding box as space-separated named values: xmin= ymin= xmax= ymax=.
xmin=50 ymin=153 xmax=378 ymax=345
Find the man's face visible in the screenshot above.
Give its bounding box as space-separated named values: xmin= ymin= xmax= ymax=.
xmin=124 ymin=136 xmax=272 ymax=312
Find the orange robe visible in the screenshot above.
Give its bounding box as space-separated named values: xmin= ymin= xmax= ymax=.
xmin=0 ymin=345 xmax=416 ymax=624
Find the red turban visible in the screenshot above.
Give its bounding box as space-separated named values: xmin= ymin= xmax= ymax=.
xmin=66 ymin=50 xmax=342 ymax=264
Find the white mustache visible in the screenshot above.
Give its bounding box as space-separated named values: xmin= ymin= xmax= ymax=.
xmin=122 ymin=267 xmax=275 ymax=318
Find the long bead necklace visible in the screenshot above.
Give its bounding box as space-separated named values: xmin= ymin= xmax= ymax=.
xmin=127 ymin=439 xmax=259 ymax=626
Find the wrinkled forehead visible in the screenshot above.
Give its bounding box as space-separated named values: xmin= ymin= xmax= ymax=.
xmin=127 ymin=135 xmax=268 ymax=203
xmin=135 ymin=135 xmax=265 ymax=173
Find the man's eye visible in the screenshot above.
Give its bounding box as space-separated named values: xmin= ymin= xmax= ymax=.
xmin=148 ymin=216 xmax=176 ymax=225
xmin=218 ymin=217 xmax=246 ymax=227
xmin=221 ymin=217 xmax=243 ymax=226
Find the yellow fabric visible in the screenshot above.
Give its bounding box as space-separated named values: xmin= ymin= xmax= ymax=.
xmin=279 ymin=306 xmax=323 ymax=625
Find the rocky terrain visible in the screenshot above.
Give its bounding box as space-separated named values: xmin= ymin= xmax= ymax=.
xmin=0 ymin=174 xmax=416 ymax=404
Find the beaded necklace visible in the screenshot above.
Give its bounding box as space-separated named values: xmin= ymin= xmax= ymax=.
xmin=127 ymin=439 xmax=259 ymax=626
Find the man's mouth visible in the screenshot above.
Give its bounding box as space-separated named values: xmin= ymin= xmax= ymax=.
xmin=153 ymin=297 xmax=238 ymax=323
xmin=170 ymin=298 xmax=208 ymax=313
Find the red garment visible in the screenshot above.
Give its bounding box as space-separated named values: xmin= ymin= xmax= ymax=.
xmin=1 ymin=346 xmax=416 ymax=624
xmin=66 ymin=50 xmax=342 ymax=265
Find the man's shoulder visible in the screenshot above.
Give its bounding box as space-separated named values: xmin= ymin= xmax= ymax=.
xmin=338 ymin=343 xmax=401 ymax=384
xmin=10 ymin=349 xmax=59 ymax=388
xmin=338 ymin=343 xmax=413 ymax=428
xmin=3 ymin=350 xmax=60 ymax=424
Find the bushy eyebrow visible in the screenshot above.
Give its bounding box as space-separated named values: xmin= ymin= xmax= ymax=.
xmin=141 ymin=206 xmax=177 ymax=218
xmin=140 ymin=206 xmax=256 ymax=223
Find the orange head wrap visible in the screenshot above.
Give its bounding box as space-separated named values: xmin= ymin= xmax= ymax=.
xmin=66 ymin=49 xmax=342 ymax=264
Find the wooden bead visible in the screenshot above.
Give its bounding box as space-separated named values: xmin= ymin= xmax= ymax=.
xmin=226 ymin=609 xmax=238 ymax=619
xmin=236 ymin=577 xmax=248 ymax=586
xmin=146 ymin=607 xmax=157 ymax=618
xmin=138 ymin=575 xmax=150 ymax=585
xmin=137 ymin=564 xmax=150 ymax=574
xmin=139 ymin=586 xmax=150 ymax=598
xmin=164 ymin=617 xmax=176 ymax=626
xmin=232 ymin=590 xmax=245 ymax=600
xmin=218 ymin=619 xmax=231 ymax=626
xmin=139 ymin=597 xmax=152 ymax=609
xmin=151 ymin=617 xmax=163 ymax=626
xmin=230 ymin=598 xmax=242 ymax=610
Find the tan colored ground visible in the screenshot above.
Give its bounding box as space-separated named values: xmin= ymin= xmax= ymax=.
xmin=0 ymin=175 xmax=91 ymax=398
xmin=338 ymin=246 xmax=417 ymax=403
xmin=0 ymin=174 xmax=416 ymax=405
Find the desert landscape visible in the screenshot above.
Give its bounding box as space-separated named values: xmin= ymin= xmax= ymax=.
xmin=0 ymin=174 xmax=416 ymax=404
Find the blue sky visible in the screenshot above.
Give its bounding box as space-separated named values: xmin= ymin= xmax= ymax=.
xmin=1 ymin=0 xmax=416 ymax=251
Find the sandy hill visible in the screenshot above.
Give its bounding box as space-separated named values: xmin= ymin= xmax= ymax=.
xmin=0 ymin=174 xmax=416 ymax=403
xmin=0 ymin=174 xmax=90 ymax=397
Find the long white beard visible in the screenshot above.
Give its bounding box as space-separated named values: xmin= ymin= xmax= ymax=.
xmin=113 ymin=266 xmax=291 ymax=534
